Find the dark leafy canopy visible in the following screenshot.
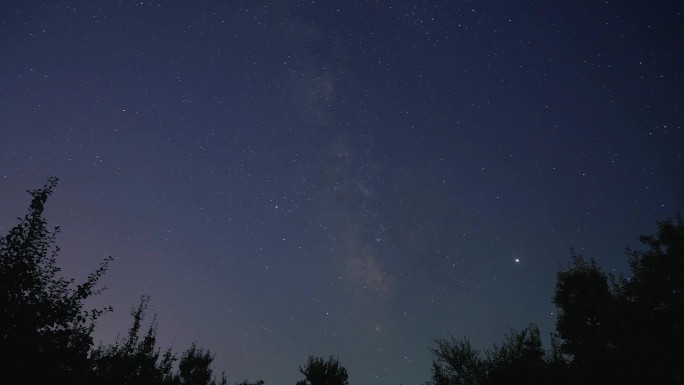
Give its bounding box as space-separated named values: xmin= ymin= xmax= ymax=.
xmin=553 ymin=216 xmax=684 ymax=383
xmin=427 ymin=324 xmax=562 ymax=385
xmin=0 ymin=177 xmax=112 ymax=384
xmin=89 ymin=295 xmax=229 ymax=385
xmin=617 ymin=216 xmax=683 ymax=382
xmin=552 ymin=253 xmax=615 ymax=375
xmin=427 ymin=215 xmax=684 ymax=385
xmin=296 ymin=356 xmax=349 ymax=385
xmin=486 ymin=324 xmax=549 ymax=384
xmin=5 ymin=180 xmax=681 ymax=385
xmin=0 ymin=179 xmax=260 ymax=385
xmin=89 ymin=295 xmax=178 ymax=385
xmin=428 ymin=336 xmax=484 ymax=385
xmin=178 ymin=342 xmax=224 ymax=385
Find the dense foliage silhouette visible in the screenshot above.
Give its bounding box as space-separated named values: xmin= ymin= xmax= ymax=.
xmin=0 ymin=177 xmax=111 ymax=384
xmin=3 ymin=179 xmax=681 ymax=385
xmin=427 ymin=324 xmax=567 ymax=385
xmin=553 ymin=253 xmax=615 ymax=382
xmin=296 ymin=355 xmax=349 ymax=385
xmin=0 ymin=179 xmax=258 ymax=385
xmin=427 ymin=215 xmax=684 ymax=385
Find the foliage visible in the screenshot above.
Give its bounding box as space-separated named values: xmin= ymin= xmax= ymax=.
xmin=427 ymin=324 xmax=565 ymax=385
xmin=615 ymin=215 xmax=684 ymax=383
xmin=5 ymin=179 xmax=682 ymax=385
xmin=485 ymin=324 xmax=550 ymax=384
xmin=0 ymin=177 xmax=112 ymax=384
xmin=89 ymin=295 xmax=230 ymax=385
xmin=236 ymin=380 xmax=265 ymax=385
xmin=296 ymin=355 xmax=349 ymax=385
xmin=0 ymin=179 xmax=259 ymax=385
xmin=88 ymin=295 xmax=177 ymax=385
xmin=428 ymin=336 xmax=485 ymax=385
xmin=552 ymin=252 xmax=616 ymax=380
xmin=177 ymin=342 xmax=228 ymax=385
xmin=428 ymin=215 xmax=684 ymax=384
xmin=552 ymin=217 xmax=684 ymax=382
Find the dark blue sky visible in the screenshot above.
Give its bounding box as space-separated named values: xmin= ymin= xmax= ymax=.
xmin=1 ymin=1 xmax=682 ymax=384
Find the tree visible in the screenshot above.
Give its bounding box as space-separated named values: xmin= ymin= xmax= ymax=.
xmin=427 ymin=336 xmax=486 ymax=385
xmin=0 ymin=178 xmax=245 ymax=385
xmin=552 ymin=252 xmax=616 ymax=381
xmin=177 ymin=342 xmax=227 ymax=385
xmin=236 ymin=380 xmax=265 ymax=385
xmin=427 ymin=215 xmax=684 ymax=384
xmin=614 ymin=215 xmax=684 ymax=383
xmin=0 ymin=177 xmax=111 ymax=384
xmin=89 ymin=295 xmax=247 ymax=385
xmin=486 ymin=324 xmax=550 ymax=385
xmin=551 ymin=216 xmax=684 ymax=383
xmin=88 ymin=295 xmax=177 ymax=385
xmin=426 ymin=324 xmax=565 ymax=385
xmin=296 ymin=355 xmax=349 ymax=385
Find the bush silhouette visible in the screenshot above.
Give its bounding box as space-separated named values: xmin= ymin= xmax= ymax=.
xmin=296 ymin=355 xmax=349 ymax=385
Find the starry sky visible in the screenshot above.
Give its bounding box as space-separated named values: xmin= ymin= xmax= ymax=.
xmin=1 ymin=1 xmax=683 ymax=384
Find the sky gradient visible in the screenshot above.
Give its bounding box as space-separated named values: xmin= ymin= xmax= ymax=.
xmin=1 ymin=1 xmax=683 ymax=384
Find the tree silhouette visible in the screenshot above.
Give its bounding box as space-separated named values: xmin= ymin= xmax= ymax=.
xmin=552 ymin=252 xmax=616 ymax=382
xmin=427 ymin=215 xmax=684 ymax=384
xmin=486 ymin=324 xmax=552 ymax=384
xmin=1 ymin=178 xmax=259 ymax=385
xmin=89 ymin=295 xmax=177 ymax=385
xmin=177 ymin=342 xmax=227 ymax=385
xmin=296 ymin=355 xmax=349 ymax=385
xmin=426 ymin=324 xmax=566 ymax=385
xmin=89 ymin=295 xmax=242 ymax=385
xmin=236 ymin=381 xmax=265 ymax=385
xmin=10 ymin=179 xmax=681 ymax=385
xmin=0 ymin=177 xmax=112 ymax=384
xmin=551 ymin=217 xmax=684 ymax=383
xmin=427 ymin=335 xmax=485 ymax=385
xmin=615 ymin=216 xmax=683 ymax=383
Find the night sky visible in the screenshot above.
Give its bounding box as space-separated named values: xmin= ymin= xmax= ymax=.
xmin=1 ymin=1 xmax=683 ymax=384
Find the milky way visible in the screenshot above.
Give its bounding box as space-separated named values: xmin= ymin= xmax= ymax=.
xmin=1 ymin=2 xmax=682 ymax=384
